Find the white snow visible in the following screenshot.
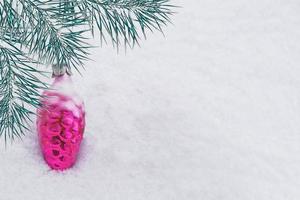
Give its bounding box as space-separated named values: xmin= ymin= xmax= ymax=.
xmin=1 ymin=0 xmax=300 ymax=199
xmin=51 ymin=74 xmax=84 ymax=108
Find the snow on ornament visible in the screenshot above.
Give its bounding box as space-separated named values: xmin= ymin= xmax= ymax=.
xmin=37 ymin=65 xmax=85 ymax=170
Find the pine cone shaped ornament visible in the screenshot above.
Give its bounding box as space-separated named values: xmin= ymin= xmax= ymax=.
xmin=37 ymin=65 xmax=85 ymax=170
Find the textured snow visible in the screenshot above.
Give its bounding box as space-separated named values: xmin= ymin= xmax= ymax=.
xmin=1 ymin=0 xmax=300 ymax=199
xmin=51 ymin=74 xmax=84 ymax=107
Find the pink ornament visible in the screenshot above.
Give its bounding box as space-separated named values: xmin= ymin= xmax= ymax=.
xmin=37 ymin=73 xmax=85 ymax=170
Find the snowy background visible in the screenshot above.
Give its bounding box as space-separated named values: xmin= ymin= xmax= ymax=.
xmin=1 ymin=0 xmax=300 ymax=199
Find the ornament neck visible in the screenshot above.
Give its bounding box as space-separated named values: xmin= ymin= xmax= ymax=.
xmin=52 ymin=63 xmax=72 ymax=78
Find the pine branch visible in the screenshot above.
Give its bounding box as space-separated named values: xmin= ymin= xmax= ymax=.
xmin=76 ymin=0 xmax=173 ymax=47
xmin=18 ymin=0 xmax=90 ymax=71
xmin=0 ymin=41 xmax=47 ymax=142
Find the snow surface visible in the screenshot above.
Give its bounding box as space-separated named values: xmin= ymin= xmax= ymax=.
xmin=1 ymin=0 xmax=300 ymax=199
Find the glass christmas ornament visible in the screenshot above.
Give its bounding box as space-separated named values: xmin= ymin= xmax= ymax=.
xmin=37 ymin=65 xmax=85 ymax=170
